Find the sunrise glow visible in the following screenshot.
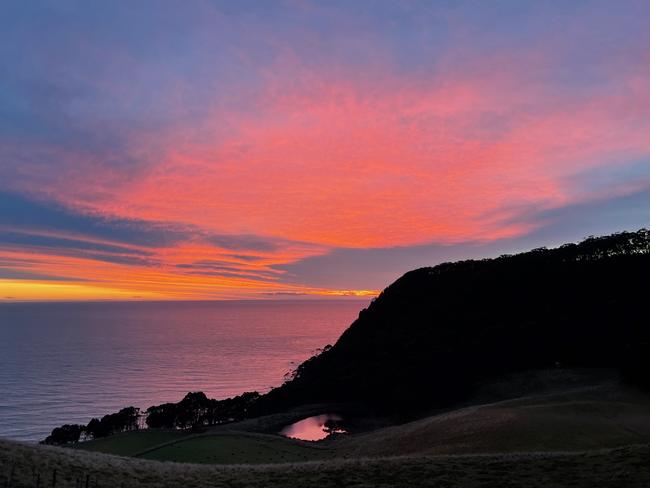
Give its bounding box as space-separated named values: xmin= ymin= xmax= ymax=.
xmin=1 ymin=1 xmax=650 ymax=300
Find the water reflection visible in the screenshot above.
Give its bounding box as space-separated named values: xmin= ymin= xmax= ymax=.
xmin=280 ymin=414 xmax=346 ymax=441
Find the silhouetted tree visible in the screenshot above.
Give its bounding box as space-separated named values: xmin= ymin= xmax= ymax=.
xmin=175 ymin=392 xmax=210 ymax=429
xmin=83 ymin=407 xmax=140 ymax=439
xmin=145 ymin=403 xmax=177 ymax=429
xmin=85 ymin=418 xmax=109 ymax=438
xmin=42 ymin=424 xmax=84 ymax=445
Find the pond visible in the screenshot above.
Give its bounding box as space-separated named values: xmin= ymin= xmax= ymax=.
xmin=279 ymin=414 xmax=347 ymax=441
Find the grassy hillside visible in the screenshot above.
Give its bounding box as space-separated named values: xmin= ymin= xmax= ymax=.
xmin=71 ymin=429 xmax=186 ymax=457
xmin=335 ymin=381 xmax=650 ymax=457
xmin=139 ymin=432 xmax=331 ymax=464
xmin=2 ymin=437 xmax=650 ymax=487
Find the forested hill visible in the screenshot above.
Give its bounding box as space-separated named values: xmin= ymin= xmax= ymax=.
xmin=259 ymin=229 xmax=650 ymax=412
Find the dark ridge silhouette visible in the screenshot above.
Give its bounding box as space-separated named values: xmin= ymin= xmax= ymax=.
xmin=255 ymin=229 xmax=650 ymax=413
xmin=43 ymin=229 xmax=650 ymax=443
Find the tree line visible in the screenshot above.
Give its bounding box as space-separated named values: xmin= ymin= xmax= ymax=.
xmin=43 ymin=391 xmax=259 ymax=445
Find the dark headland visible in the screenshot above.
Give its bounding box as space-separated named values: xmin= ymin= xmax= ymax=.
xmin=3 ymin=229 xmax=650 ymax=487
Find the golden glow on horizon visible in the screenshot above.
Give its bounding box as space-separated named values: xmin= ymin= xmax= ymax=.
xmin=0 ymin=280 xmax=164 ymax=301
xmin=0 ymin=279 xmax=379 ymax=301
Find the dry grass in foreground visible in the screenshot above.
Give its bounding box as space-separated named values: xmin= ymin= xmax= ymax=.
xmin=2 ymin=438 xmax=650 ymax=488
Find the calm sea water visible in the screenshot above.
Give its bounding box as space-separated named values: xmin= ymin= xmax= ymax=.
xmin=0 ymin=300 xmax=365 ymax=442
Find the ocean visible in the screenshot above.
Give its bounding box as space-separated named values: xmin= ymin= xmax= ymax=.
xmin=0 ymin=300 xmax=366 ymax=441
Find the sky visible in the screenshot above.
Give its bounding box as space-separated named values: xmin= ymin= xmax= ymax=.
xmin=1 ymin=0 xmax=650 ymax=300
